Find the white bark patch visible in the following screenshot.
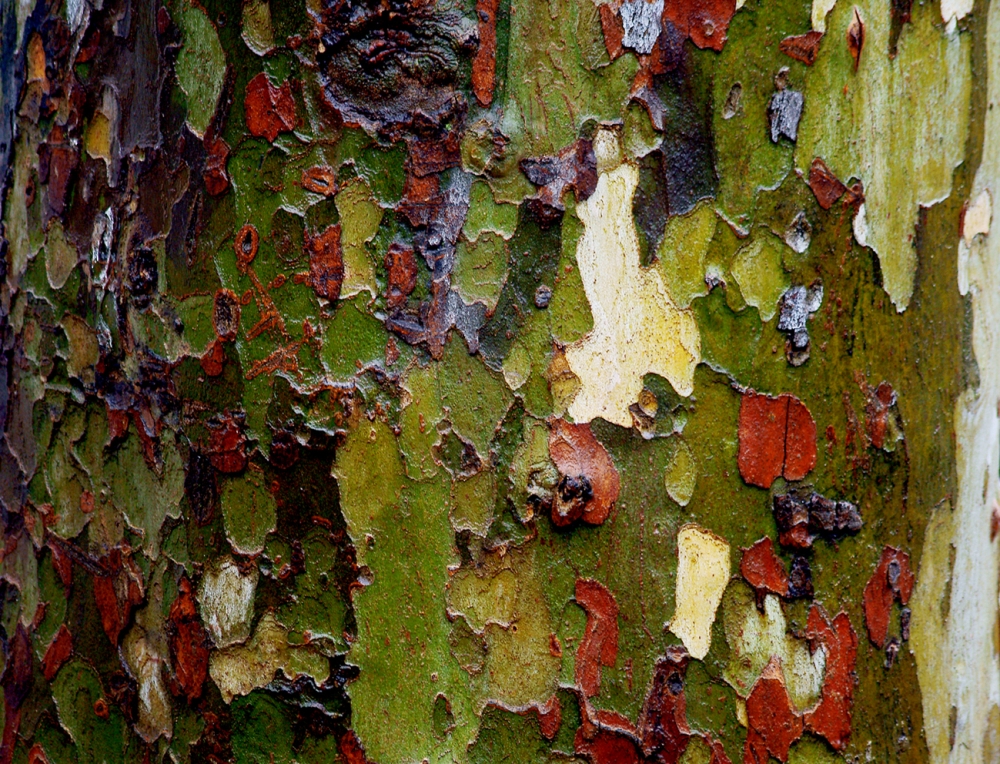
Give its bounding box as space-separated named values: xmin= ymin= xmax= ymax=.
xmin=566 ymin=131 xmax=700 ymax=427
xmin=912 ymin=0 xmax=1000 ymax=755
xmin=669 ymin=524 xmax=731 ymax=660
xmin=198 ymin=558 xmax=258 ymax=648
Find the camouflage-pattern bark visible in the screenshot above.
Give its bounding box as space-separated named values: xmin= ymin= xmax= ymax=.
xmin=0 ymin=0 xmax=998 ymax=763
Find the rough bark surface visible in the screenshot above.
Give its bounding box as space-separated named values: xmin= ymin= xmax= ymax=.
xmin=0 ymin=0 xmax=998 ymax=763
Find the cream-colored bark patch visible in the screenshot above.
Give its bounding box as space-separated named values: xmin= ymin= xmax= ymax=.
xmin=722 ymin=581 xmax=826 ymax=710
xmin=566 ymin=131 xmax=700 ymax=426
xmin=669 ymin=524 xmax=731 ymax=659
xmin=198 ymin=558 xmax=258 ymax=648
xmin=914 ymin=0 xmax=1000 ymax=755
xmin=209 ymin=613 xmax=329 ymax=703
xmin=963 ymin=189 xmax=993 ymax=244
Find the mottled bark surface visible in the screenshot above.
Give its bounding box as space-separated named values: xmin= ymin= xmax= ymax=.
xmin=0 ymin=0 xmax=998 ymax=763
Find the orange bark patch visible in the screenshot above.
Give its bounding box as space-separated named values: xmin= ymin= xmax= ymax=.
xmin=306 ymin=224 xmax=345 ymax=302
xmin=804 ymin=605 xmax=858 ymax=751
xmin=740 ymin=537 xmax=789 ymax=597
xmin=472 ymin=0 xmax=500 ymax=106
xmin=245 ymin=72 xmax=297 ymax=143
xmin=575 ymin=578 xmax=620 ymax=697
xmin=738 ymin=392 xmax=817 ymax=489
xmin=744 ymin=658 xmax=803 ymax=764
xmin=40 ymin=625 xmax=73 ymax=682
xmin=862 ymin=546 xmax=914 ymax=648
xmin=549 ymin=419 xmax=620 ymax=527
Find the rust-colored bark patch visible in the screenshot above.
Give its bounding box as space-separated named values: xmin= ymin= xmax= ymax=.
xmin=740 ymin=537 xmax=789 ymax=598
xmin=203 ymin=133 xmax=231 ymax=196
xmin=575 ymin=578 xmax=620 ymax=697
xmin=862 ymin=546 xmax=915 ymax=648
xmin=301 ymin=166 xmax=337 ymax=197
xmin=738 ymin=392 xmax=817 ymax=489
xmin=663 ymin=0 xmax=737 ymax=51
xmin=847 ymin=8 xmax=864 ymax=71
xmin=40 ymin=625 xmax=73 ymax=682
xmin=549 ymin=419 xmax=621 ymax=527
xmin=306 ymin=224 xmax=345 ymax=302
xmin=385 ymin=243 xmax=418 ymax=309
xmin=93 ymin=546 xmax=145 ymax=646
xmin=167 ymin=577 xmax=210 ymax=703
xmin=744 ymin=658 xmax=803 ymax=764
xmin=779 ymin=31 xmax=823 ymax=65
xmin=808 ymin=158 xmax=849 ymax=210
xmin=206 ymin=411 xmax=248 ymax=474
xmin=804 ymin=605 xmax=857 ymax=751
xmin=245 ymin=72 xmax=297 ymax=143
xmin=472 ymin=0 xmax=500 ymax=106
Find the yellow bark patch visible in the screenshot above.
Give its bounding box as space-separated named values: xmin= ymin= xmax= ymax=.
xmin=566 ymin=131 xmax=700 ymax=426
xmin=669 ymin=524 xmax=731 ymax=659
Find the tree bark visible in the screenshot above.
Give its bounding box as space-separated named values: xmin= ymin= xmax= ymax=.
xmin=0 ymin=0 xmax=998 ymax=763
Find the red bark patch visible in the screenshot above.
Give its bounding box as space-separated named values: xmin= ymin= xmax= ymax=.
xmin=663 ymin=0 xmax=737 ymax=51
xmin=472 ymin=0 xmax=500 ymax=106
xmin=862 ymin=546 xmax=914 ymax=648
xmin=93 ymin=547 xmax=144 ymax=646
xmin=804 ymin=605 xmax=857 ymax=751
xmin=744 ymin=658 xmax=803 ymax=764
xmin=385 ymin=243 xmax=418 ymax=309
xmin=306 ymin=224 xmax=345 ymax=302
xmin=167 ymin=577 xmax=210 ymax=703
xmin=808 ymin=158 xmax=848 ymax=210
xmin=738 ymin=392 xmax=817 ymax=489
xmin=575 ymin=578 xmax=620 ymax=697
xmin=740 ymin=537 xmax=789 ymax=597
xmin=245 ymin=72 xmax=297 ymax=143
xmin=301 ymin=166 xmax=337 ymax=197
xmin=203 ymin=134 xmax=230 ymax=196
xmin=549 ymin=419 xmax=621 ymax=527
xmin=41 ymin=625 xmax=73 ymax=682
xmin=206 ymin=411 xmax=248 ymax=474
xmin=779 ymin=31 xmax=823 ymax=65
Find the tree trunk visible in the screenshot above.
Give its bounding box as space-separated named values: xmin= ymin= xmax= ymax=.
xmin=0 ymin=0 xmax=998 ymax=762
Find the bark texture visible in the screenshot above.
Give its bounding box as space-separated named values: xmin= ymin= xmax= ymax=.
xmin=0 ymin=0 xmax=998 ymax=763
